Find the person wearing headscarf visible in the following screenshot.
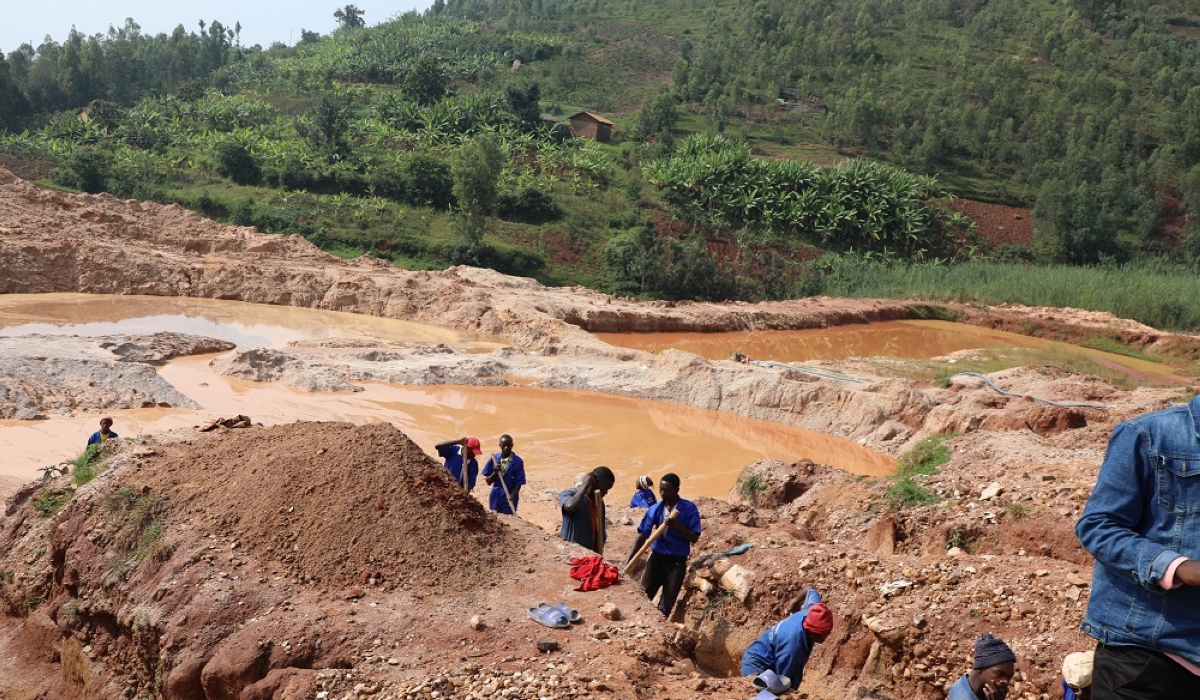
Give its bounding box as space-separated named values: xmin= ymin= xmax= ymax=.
xmin=740 ymin=587 xmax=834 ymax=691
xmin=947 ymin=633 xmax=1017 ymax=700
xmin=87 ymin=416 xmax=118 ymax=447
xmin=630 ymin=474 xmax=657 ymax=508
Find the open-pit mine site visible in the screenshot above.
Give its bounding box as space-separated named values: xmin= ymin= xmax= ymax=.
xmin=2 ymin=167 xmax=1198 ymax=700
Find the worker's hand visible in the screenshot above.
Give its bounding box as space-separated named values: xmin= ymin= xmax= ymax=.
xmin=1177 ymin=559 xmax=1200 ymax=587
xmin=981 ymin=680 xmax=1009 ymax=700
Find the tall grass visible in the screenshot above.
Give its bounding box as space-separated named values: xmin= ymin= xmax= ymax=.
xmin=815 ymin=260 xmax=1200 ymax=332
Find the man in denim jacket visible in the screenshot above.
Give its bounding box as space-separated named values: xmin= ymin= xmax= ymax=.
xmin=1076 ymin=398 xmax=1200 ymax=698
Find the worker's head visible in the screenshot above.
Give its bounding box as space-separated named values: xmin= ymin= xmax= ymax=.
xmin=973 ymin=634 xmax=1017 ymax=692
xmin=637 ymin=475 xmax=653 ymax=491
xmin=498 ymin=434 xmax=513 ymax=457
xmin=591 ymin=466 xmax=615 ymax=495
xmin=659 ymin=473 xmax=681 ymax=504
xmin=99 ymin=416 xmax=113 ymax=432
xmin=802 ymin=602 xmax=833 ymax=645
xmin=465 ymin=436 xmax=482 ymax=457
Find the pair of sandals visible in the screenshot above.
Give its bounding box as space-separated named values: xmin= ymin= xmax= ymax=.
xmin=526 ymin=602 xmax=582 ymax=628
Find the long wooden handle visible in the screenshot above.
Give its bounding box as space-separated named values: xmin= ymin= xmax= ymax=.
xmin=592 ymin=491 xmax=605 ymax=555
xmin=497 ymin=465 xmax=517 ymax=513
xmin=622 ymin=508 xmax=676 ymax=574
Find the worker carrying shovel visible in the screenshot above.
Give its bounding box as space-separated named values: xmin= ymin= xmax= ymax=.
xmin=482 ymin=434 xmax=525 ymax=515
xmin=624 ymin=473 xmax=701 ymax=617
xmin=434 ymin=436 xmax=482 ymax=490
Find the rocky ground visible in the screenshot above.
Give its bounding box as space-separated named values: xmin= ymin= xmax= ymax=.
xmin=2 ymin=167 xmax=1199 ymax=700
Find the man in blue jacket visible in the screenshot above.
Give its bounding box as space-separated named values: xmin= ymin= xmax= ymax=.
xmin=482 ymin=434 xmax=525 ymax=515
xmin=624 ymin=473 xmax=701 ymax=616
xmin=434 ymin=435 xmax=481 ymax=490
xmin=740 ymin=588 xmax=833 ymax=692
xmin=1076 ymin=397 xmax=1200 ymax=699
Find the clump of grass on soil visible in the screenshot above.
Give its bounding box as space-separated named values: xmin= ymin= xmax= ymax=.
xmin=885 ymin=433 xmax=958 ymax=509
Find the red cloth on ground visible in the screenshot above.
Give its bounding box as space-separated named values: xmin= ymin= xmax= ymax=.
xmin=568 ymin=555 xmax=620 ymax=591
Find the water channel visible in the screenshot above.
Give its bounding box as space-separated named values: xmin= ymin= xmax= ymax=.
xmin=0 ymin=295 xmax=894 ymax=510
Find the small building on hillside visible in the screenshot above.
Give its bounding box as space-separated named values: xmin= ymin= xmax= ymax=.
xmin=568 ymin=112 xmax=614 ymax=142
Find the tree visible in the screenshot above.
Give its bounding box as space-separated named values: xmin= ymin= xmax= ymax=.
xmin=298 ymin=95 xmax=352 ymax=155
xmin=400 ymin=56 xmax=447 ymax=106
xmin=0 ymin=54 xmax=30 ymax=132
xmin=450 ymin=133 xmax=504 ymax=250
xmin=633 ymin=90 xmax=679 ymax=140
xmin=333 ymin=5 xmax=366 ymax=29
xmin=504 ymin=82 xmax=541 ymax=129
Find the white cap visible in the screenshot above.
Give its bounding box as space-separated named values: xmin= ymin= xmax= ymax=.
xmin=1062 ymin=650 xmax=1094 ymax=688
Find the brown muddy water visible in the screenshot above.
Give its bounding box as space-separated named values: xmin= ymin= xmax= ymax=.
xmin=598 ymin=319 xmax=1187 ymax=383
xmin=0 ymin=295 xmax=893 ymax=512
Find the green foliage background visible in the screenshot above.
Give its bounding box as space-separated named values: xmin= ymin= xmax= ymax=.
xmin=2 ymin=0 xmax=1200 ymax=327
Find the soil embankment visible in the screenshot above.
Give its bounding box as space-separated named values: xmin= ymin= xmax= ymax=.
xmin=2 ymin=167 xmax=1199 ymax=699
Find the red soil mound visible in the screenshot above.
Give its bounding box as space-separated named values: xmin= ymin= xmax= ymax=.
xmin=129 ymin=422 xmax=514 ymax=593
xmin=956 ymin=199 xmax=1033 ymax=248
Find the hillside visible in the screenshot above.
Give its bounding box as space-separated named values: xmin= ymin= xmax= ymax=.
xmin=0 ymin=0 xmax=1199 ymax=307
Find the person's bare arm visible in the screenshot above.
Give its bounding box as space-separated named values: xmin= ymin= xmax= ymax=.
xmin=561 ymin=474 xmax=594 ymax=513
xmin=435 ymin=437 xmax=468 ymax=450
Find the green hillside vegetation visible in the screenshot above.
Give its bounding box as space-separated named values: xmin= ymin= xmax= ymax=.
xmin=2 ymin=1 xmax=1200 ymax=331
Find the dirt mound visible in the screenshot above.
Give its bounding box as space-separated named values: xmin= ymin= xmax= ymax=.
xmin=953 ymin=200 xmax=1033 ymax=249
xmin=130 ymin=422 xmax=513 ymax=593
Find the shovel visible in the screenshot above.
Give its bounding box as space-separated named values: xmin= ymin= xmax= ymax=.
xmin=622 ymin=507 xmax=677 ymax=575
xmin=496 ymin=456 xmax=518 ymax=514
xmin=591 ymin=490 xmax=606 ymax=555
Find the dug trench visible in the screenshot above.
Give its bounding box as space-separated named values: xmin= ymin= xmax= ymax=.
xmin=1 ymin=167 xmax=1198 ymax=699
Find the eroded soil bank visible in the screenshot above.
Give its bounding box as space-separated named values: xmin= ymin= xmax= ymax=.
xmin=2 ymin=168 xmax=1199 ymax=700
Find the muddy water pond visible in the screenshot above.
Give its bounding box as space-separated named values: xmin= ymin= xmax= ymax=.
xmin=0 ymin=295 xmax=893 ymax=511
xmin=598 ymin=319 xmax=1186 ymax=383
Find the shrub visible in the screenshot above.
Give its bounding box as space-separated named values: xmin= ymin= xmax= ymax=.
xmin=1005 ymin=501 xmax=1030 ymax=521
xmin=71 ymin=445 xmax=104 ymax=486
xmin=738 ymin=473 xmax=767 ymax=503
xmin=885 ymin=477 xmax=939 ymax=509
xmin=230 ymin=198 xmax=256 ymax=226
xmin=403 ymin=154 xmax=454 ymax=209
xmin=214 ymin=142 xmax=262 ymax=186
xmin=497 ymin=187 xmax=561 ymax=223
xmin=51 ymin=148 xmax=112 ymax=194
xmin=896 ymin=433 xmax=958 ymax=476
xmin=368 ymin=163 xmax=407 ymax=202
xmin=33 ymin=490 xmax=66 ymax=517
